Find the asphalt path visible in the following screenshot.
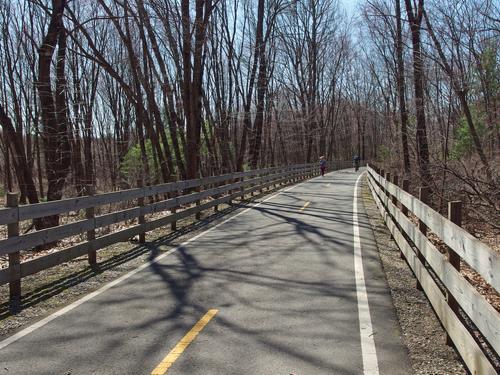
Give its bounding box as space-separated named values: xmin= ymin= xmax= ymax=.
xmin=0 ymin=168 xmax=411 ymax=374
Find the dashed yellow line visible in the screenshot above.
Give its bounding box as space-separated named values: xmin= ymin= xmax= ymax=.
xmin=300 ymin=201 xmax=310 ymax=211
xmin=151 ymin=309 xmax=218 ymax=375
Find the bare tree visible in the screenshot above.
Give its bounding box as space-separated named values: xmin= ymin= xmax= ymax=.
xmin=404 ymin=0 xmax=432 ymax=186
xmin=37 ymin=0 xmax=72 ymax=227
xmin=423 ymin=5 xmax=493 ymax=180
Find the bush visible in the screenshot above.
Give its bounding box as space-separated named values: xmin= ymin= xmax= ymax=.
xmin=120 ymin=140 xmax=158 ymax=185
xmin=376 ymin=145 xmax=391 ymax=164
xmin=450 ymin=109 xmax=487 ymax=160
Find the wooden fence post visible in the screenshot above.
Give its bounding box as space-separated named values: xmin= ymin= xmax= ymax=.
xmin=401 ymin=179 xmax=410 ymax=216
xmin=137 ymin=179 xmax=146 ymax=244
xmin=384 ymin=172 xmax=391 ymax=199
xmin=240 ymin=176 xmax=245 ymax=201
xmin=390 ymin=175 xmax=398 ymax=242
xmin=391 ymin=175 xmax=399 ymax=206
xmin=232 ymin=175 xmax=238 ymax=204
xmin=6 ymin=192 xmax=21 ymax=308
xmin=416 ymin=187 xmax=430 ymax=290
xmin=401 ymin=179 xmax=410 ymax=260
xmin=418 ymin=187 xmax=429 ymax=234
xmin=85 ymin=185 xmax=96 ymax=266
xmin=214 ymin=182 xmax=219 ymax=213
xmin=384 ymin=173 xmax=392 ymax=239
xmin=196 ymin=184 xmax=202 ymax=220
xmin=171 ymin=190 xmax=178 ymax=231
xmin=446 ymin=200 xmax=462 ymax=346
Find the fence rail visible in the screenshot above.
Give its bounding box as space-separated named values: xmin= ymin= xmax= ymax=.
xmin=366 ymin=165 xmax=499 ymax=375
xmin=0 ymin=161 xmax=353 ymax=304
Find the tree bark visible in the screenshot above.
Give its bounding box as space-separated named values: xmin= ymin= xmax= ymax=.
xmin=395 ymin=0 xmax=411 ymax=174
xmin=250 ymin=0 xmax=268 ymax=169
xmin=404 ymin=0 xmax=432 ymax=186
xmin=0 ymin=104 xmax=39 ymax=204
xmin=237 ymin=0 xmax=265 ymax=171
xmin=37 ymin=0 xmax=72 ymax=228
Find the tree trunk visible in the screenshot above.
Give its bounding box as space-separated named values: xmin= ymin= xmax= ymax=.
xmin=36 ymin=0 xmax=72 ymax=228
xmin=395 ymin=0 xmax=411 ymax=174
xmin=404 ymin=0 xmax=432 ymax=187
xmin=250 ymin=14 xmax=267 ymax=169
xmin=237 ymin=0 xmax=265 ymax=171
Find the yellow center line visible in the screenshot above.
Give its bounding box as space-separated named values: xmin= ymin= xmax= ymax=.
xmin=300 ymin=201 xmax=310 ymax=211
xmin=151 ymin=309 xmax=218 ymax=375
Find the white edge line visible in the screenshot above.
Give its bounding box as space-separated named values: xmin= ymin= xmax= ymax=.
xmin=353 ymin=172 xmax=380 ymax=374
xmin=0 ymin=175 xmax=313 ymax=350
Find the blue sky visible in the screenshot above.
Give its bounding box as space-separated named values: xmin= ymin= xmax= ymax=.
xmin=340 ymin=0 xmax=361 ymax=16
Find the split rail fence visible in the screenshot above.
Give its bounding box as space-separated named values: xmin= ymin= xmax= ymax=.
xmin=0 ymin=162 xmax=352 ymax=305
xmin=367 ymin=165 xmax=499 ymax=374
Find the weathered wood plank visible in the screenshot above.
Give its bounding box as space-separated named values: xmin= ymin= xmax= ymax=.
xmin=94 ymin=207 xmax=142 ymax=229
xmin=20 ymin=242 xmax=91 ymax=277
xmin=20 ymin=224 xmax=147 ymax=278
xmin=16 ymin=188 xmax=146 ymax=221
xmin=144 ymin=181 xmax=179 ymax=196
xmin=368 ymin=174 xmax=500 ymax=354
xmin=0 ymin=207 xmax=18 ymax=225
xmin=368 ymin=176 xmax=497 ymax=375
xmin=368 ymin=166 xmax=499 ymax=292
xmin=8 ymin=166 xmax=311 ymax=223
xmin=177 ymin=178 xmax=203 ymax=192
xmin=6 ymin=194 xmax=207 ymax=257
xmin=68 ymin=170 xmax=297 ymax=236
xmin=202 ymin=173 xmax=240 ymax=186
xmin=0 ymin=219 xmax=94 ymax=255
xmin=0 ymin=268 xmax=9 ymax=285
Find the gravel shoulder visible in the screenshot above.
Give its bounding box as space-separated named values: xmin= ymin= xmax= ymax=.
xmin=361 ymin=176 xmax=466 ymax=375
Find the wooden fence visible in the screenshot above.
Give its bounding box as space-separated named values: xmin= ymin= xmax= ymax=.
xmin=367 ymin=165 xmax=499 ymax=374
xmin=0 ymin=161 xmax=352 ymax=304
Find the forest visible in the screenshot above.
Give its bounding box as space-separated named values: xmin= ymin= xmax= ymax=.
xmin=0 ymin=0 xmax=498 ymax=233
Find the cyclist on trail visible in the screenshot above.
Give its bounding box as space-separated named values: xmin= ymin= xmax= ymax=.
xmin=319 ymin=156 xmax=327 ymax=177
xmin=353 ymin=154 xmax=360 ymax=171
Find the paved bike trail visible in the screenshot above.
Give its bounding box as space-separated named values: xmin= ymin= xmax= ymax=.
xmin=0 ymin=169 xmax=411 ymax=374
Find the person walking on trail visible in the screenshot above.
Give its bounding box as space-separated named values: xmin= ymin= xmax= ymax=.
xmin=353 ymin=154 xmax=360 ymax=171
xmin=319 ymin=156 xmax=327 ymax=177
